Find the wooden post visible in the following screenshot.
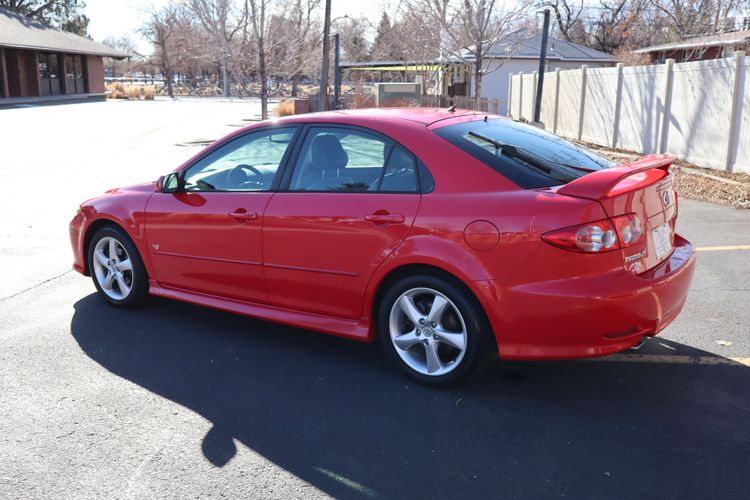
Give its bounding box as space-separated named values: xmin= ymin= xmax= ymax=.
xmin=611 ymin=63 xmax=624 ymax=148
xmin=517 ymin=71 xmax=523 ymax=119
xmin=725 ymin=51 xmax=745 ymax=171
xmin=553 ymin=68 xmax=560 ymax=133
xmin=507 ymin=73 xmax=513 ymax=117
xmin=657 ymin=59 xmax=675 ymax=154
xmin=577 ymin=65 xmax=588 ymax=141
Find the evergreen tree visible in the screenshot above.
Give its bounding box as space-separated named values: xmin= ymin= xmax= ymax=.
xmin=0 ymin=0 xmax=90 ymax=36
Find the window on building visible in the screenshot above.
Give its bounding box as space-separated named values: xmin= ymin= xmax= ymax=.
xmin=39 ymin=52 xmax=63 ymax=96
xmin=64 ymin=54 xmax=86 ymax=94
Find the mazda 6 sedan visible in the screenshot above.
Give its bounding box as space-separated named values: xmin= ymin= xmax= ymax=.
xmin=70 ymin=108 xmax=696 ymax=384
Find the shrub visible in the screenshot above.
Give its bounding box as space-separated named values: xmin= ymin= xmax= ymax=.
xmin=274 ymin=99 xmax=296 ymax=116
xmin=106 ymin=82 xmax=128 ymax=99
xmin=125 ymin=85 xmax=142 ymax=100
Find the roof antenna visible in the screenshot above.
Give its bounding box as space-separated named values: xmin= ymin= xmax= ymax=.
xmin=484 ymin=115 xmax=488 ymax=122
xmin=447 ymin=104 xmax=456 ymax=112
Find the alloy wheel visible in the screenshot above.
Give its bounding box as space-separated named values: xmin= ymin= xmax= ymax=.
xmin=388 ymin=287 xmax=468 ymax=377
xmin=91 ymin=236 xmax=134 ymax=301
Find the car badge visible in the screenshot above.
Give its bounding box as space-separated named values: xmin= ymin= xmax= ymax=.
xmin=152 ymin=244 xmax=160 ymax=250
xmin=624 ymin=249 xmax=646 ymax=263
xmin=662 ymin=190 xmax=670 ymax=207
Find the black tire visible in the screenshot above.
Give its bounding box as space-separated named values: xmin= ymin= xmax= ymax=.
xmin=87 ymin=226 xmax=149 ymax=308
xmin=378 ymin=273 xmax=494 ymax=385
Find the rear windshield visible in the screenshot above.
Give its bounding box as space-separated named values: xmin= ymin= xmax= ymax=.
xmin=433 ymin=118 xmax=615 ymax=189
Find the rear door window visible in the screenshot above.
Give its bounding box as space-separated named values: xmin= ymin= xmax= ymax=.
xmin=433 ymin=119 xmax=614 ymax=189
xmin=288 ymin=127 xmax=420 ymax=193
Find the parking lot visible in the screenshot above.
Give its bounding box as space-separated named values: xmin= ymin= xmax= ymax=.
xmin=1 ymin=98 xmax=749 ymax=498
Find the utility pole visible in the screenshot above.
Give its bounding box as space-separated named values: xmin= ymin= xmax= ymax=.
xmin=333 ymin=33 xmax=341 ymax=109
xmin=533 ymin=9 xmax=551 ymax=124
xmin=319 ymin=0 xmax=332 ymax=111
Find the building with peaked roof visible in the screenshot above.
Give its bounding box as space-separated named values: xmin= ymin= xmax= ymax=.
xmin=0 ymin=7 xmax=128 ymax=103
xmin=634 ymin=30 xmax=750 ymax=63
xmin=340 ymin=32 xmax=615 ymax=116
xmin=476 ymin=32 xmax=616 ymax=115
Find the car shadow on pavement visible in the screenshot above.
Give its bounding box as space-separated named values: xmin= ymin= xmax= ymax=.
xmin=71 ymin=294 xmax=750 ymax=499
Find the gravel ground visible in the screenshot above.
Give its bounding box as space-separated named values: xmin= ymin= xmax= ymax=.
xmin=579 ymin=143 xmax=750 ymax=209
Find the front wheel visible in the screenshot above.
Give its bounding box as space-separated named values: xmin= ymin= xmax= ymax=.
xmin=88 ymin=226 xmax=149 ymax=307
xmin=378 ymin=274 xmax=493 ymax=385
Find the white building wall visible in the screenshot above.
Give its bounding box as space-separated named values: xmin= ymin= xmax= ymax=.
xmin=481 ymin=58 xmax=612 ymax=115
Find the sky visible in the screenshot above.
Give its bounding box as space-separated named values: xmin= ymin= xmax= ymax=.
xmin=85 ymin=0 xmax=389 ymax=54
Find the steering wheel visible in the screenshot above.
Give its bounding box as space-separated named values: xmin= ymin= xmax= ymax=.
xmin=227 ymin=164 xmax=265 ymax=189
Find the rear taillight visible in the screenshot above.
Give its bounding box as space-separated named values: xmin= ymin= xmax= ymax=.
xmin=542 ymin=219 xmax=619 ymax=253
xmin=612 ymin=214 xmax=644 ymax=248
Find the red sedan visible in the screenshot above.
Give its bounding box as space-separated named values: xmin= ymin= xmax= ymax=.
xmin=69 ymin=108 xmax=695 ymax=384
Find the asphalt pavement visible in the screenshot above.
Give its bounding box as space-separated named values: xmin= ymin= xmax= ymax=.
xmin=1 ymin=99 xmax=749 ymax=499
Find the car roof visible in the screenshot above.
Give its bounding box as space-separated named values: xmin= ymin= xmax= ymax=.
xmin=275 ymin=107 xmax=489 ymax=127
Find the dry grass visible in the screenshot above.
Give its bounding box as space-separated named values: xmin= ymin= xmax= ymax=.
xmin=143 ymin=85 xmax=156 ymax=100
xmin=274 ymin=99 xmax=296 ymax=116
xmin=106 ymin=82 xmax=127 ymax=99
xmin=125 ymin=85 xmax=142 ymax=100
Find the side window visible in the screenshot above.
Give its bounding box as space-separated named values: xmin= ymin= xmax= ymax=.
xmin=289 ymin=127 xmax=418 ymax=193
xmin=379 ymin=146 xmax=418 ymax=192
xmin=183 ymin=127 xmax=297 ymax=192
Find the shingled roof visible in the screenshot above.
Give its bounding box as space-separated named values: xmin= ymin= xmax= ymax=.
xmin=0 ymin=7 xmax=128 ymax=59
xmin=634 ymin=30 xmax=750 ymax=53
xmin=486 ymin=32 xmax=616 ymax=62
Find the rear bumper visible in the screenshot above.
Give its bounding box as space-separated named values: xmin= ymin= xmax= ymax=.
xmin=478 ymin=234 xmax=696 ymax=360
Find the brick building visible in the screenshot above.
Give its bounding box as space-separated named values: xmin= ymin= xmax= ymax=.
xmin=0 ymin=7 xmax=127 ymax=102
xmin=635 ymin=31 xmax=750 ymax=63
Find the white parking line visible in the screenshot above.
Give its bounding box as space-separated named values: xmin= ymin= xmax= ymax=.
xmin=696 ymin=245 xmax=750 ymax=252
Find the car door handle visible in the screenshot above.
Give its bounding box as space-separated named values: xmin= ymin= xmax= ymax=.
xmin=229 ymin=210 xmax=258 ymax=222
xmin=365 ymin=213 xmax=405 ymax=224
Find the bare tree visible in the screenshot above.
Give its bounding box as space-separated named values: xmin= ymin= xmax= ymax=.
xmin=338 ymin=16 xmax=371 ymax=62
xmin=188 ymin=0 xmax=247 ymax=95
xmin=102 ymin=35 xmax=138 ymax=78
xmin=140 ymin=5 xmax=192 ymax=97
xmin=248 ymin=0 xmax=270 ymax=118
xmin=649 ymin=0 xmax=742 ymax=39
xmin=410 ymin=0 xmax=528 ymax=104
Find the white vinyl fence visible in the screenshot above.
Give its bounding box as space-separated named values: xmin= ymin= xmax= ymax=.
xmin=507 ymin=53 xmax=750 ymax=174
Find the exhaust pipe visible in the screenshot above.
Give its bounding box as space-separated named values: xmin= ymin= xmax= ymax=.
xmin=629 ymin=339 xmax=645 ymax=350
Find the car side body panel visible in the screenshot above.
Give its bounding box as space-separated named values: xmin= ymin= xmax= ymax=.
xmin=69 ymin=109 xmax=696 ymax=362
xmin=70 ymin=183 xmax=156 ymax=279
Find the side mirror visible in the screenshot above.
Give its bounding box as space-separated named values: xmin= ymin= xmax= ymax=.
xmin=158 ymin=172 xmax=181 ymax=193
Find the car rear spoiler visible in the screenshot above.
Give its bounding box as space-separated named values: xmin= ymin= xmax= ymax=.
xmin=556 ymin=154 xmax=675 ymax=200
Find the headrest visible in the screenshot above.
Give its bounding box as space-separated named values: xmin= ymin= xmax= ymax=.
xmin=311 ymin=134 xmax=348 ymax=171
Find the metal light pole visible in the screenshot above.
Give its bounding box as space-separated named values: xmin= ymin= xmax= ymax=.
xmin=533 ymin=9 xmax=551 ymax=124
xmin=333 ymin=33 xmax=341 ymax=109
xmin=319 ymin=0 xmax=332 ymax=111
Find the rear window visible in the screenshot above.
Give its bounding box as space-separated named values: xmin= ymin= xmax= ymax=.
xmin=433 ymin=118 xmax=615 ymax=189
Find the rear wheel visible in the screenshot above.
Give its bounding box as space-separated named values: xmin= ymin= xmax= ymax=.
xmin=88 ymin=226 xmax=149 ymax=307
xmin=378 ymin=274 xmax=492 ymax=385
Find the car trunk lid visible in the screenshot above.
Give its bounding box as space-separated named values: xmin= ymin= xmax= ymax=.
xmin=554 ymin=154 xmax=677 ymax=272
